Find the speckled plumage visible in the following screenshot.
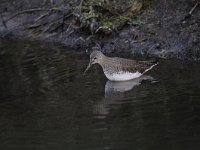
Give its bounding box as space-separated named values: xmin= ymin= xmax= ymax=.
xmin=84 ymin=51 xmax=158 ymax=81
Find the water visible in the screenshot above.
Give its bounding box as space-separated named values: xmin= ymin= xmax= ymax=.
xmin=0 ymin=40 xmax=200 ymax=150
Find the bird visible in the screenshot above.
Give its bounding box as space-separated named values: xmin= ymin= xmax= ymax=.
xmin=84 ymin=50 xmax=158 ymax=81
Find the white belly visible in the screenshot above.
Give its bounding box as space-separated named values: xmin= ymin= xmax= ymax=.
xmin=104 ymin=71 xmax=142 ymax=81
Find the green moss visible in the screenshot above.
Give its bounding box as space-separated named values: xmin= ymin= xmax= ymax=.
xmin=101 ymin=20 xmax=115 ymax=28
xmin=75 ymin=0 xmax=142 ymax=34
xmin=82 ymin=11 xmax=99 ymax=21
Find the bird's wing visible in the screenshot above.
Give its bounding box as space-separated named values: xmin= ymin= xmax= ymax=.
xmin=120 ymin=59 xmax=157 ymax=73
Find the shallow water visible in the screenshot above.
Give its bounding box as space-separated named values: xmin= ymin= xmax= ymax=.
xmin=0 ymin=40 xmax=200 ymax=150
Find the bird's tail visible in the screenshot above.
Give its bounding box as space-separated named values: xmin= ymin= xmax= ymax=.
xmin=140 ymin=57 xmax=159 ymax=66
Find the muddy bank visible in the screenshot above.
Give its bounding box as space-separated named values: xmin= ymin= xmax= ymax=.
xmin=0 ymin=0 xmax=200 ymax=61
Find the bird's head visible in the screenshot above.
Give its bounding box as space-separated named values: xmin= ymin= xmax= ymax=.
xmin=84 ymin=50 xmax=105 ymax=74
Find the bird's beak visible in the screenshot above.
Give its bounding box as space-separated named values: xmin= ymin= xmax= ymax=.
xmin=83 ymin=61 xmax=93 ymax=75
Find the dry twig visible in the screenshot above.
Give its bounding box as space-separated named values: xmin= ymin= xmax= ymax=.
xmin=5 ymin=8 xmax=62 ymax=23
xmin=184 ymin=1 xmax=199 ymax=19
xmin=34 ymin=12 xmax=51 ymax=23
xmin=189 ymin=2 xmax=199 ymax=15
xmin=1 ymin=13 xmax=7 ymax=29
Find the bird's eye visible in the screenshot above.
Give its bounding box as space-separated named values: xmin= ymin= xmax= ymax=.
xmin=93 ymin=57 xmax=97 ymax=60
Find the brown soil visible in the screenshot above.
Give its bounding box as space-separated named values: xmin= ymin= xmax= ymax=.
xmin=0 ymin=0 xmax=199 ymax=61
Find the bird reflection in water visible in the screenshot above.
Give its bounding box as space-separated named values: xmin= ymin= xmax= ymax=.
xmin=94 ymin=75 xmax=155 ymax=118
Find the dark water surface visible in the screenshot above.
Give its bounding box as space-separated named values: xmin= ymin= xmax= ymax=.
xmin=0 ymin=40 xmax=200 ymax=150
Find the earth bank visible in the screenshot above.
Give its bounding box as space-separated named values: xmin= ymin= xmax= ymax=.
xmin=0 ymin=0 xmax=199 ymax=61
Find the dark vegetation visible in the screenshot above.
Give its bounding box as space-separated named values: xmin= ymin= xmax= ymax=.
xmin=0 ymin=0 xmax=200 ymax=60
